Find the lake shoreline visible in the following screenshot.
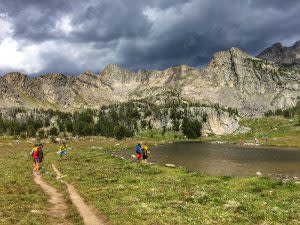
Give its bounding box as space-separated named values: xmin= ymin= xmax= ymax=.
xmin=111 ymin=139 xmax=300 ymax=179
xmin=207 ymin=140 xmax=300 ymax=150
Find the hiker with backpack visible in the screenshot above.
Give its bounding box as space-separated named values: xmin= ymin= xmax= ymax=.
xmin=58 ymin=142 xmax=68 ymax=159
xmin=141 ymin=143 xmax=149 ymax=163
xmin=135 ymin=143 xmax=142 ymax=162
xmin=31 ymin=143 xmax=44 ymax=175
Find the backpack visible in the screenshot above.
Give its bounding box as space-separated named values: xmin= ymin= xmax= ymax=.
xmin=135 ymin=145 xmax=141 ymax=154
xmin=32 ymin=147 xmax=39 ymax=158
xmin=38 ymin=147 xmax=44 ymax=162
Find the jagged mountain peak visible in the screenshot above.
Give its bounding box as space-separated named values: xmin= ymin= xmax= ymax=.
xmin=82 ymin=70 xmax=96 ymax=76
xmin=39 ymin=73 xmax=68 ymax=79
xmin=169 ymin=64 xmax=193 ymax=70
xmin=292 ymin=40 xmax=300 ymax=48
xmin=206 ymin=47 xmax=250 ymax=69
xmin=212 ymin=47 xmax=246 ymax=58
xmin=265 ymin=42 xmax=284 ymax=50
xmin=2 ymin=72 xmax=29 ymax=87
xmin=257 ymin=40 xmax=300 ymax=64
xmin=3 ymin=72 xmax=28 ymax=79
xmin=100 ymin=64 xmax=136 ymax=83
xmin=102 ymin=64 xmax=129 ymax=73
xmin=273 ymin=42 xmax=284 ymax=48
xmin=162 ymin=64 xmax=196 ymax=75
xmin=78 ymin=70 xmax=98 ymax=80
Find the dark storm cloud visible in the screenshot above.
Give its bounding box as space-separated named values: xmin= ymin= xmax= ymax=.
xmin=250 ymin=0 xmax=300 ymax=10
xmin=0 ymin=0 xmax=74 ymax=42
xmin=0 ymin=0 xmax=300 ymax=74
xmin=116 ymin=0 xmax=300 ymax=69
xmin=70 ymin=1 xmax=151 ymax=42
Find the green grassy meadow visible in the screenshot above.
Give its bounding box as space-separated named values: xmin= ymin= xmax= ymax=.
xmin=1 ymin=115 xmax=300 ymax=224
xmin=43 ymin=136 xmax=300 ymax=225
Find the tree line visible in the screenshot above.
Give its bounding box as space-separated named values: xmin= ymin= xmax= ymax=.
xmin=264 ymin=101 xmax=300 ymax=125
xmin=0 ymin=99 xmax=239 ymax=140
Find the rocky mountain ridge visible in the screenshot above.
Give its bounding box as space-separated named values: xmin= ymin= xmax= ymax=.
xmin=1 ymin=46 xmax=299 ymax=118
xmin=257 ymin=40 xmax=300 ymax=65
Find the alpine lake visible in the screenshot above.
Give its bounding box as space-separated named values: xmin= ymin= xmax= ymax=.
xmin=117 ymin=141 xmax=300 ymax=178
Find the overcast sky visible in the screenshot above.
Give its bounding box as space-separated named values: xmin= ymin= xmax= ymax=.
xmin=0 ymin=0 xmax=300 ymax=75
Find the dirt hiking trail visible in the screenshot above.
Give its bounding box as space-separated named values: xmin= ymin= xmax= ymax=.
xmin=52 ymin=163 xmax=110 ymax=225
xmin=33 ymin=174 xmax=71 ymax=225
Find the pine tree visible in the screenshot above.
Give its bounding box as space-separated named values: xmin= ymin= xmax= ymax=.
xmin=182 ymin=118 xmax=202 ymax=139
xmin=49 ymin=127 xmax=59 ymax=136
xmin=27 ymin=125 xmax=37 ymax=137
xmin=38 ymin=129 xmax=45 ymax=139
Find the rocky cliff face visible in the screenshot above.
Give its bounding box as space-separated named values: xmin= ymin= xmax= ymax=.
xmin=184 ymin=47 xmax=300 ymax=116
xmin=0 ymin=47 xmax=299 ymax=118
xmin=257 ymin=40 xmax=300 ymax=65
